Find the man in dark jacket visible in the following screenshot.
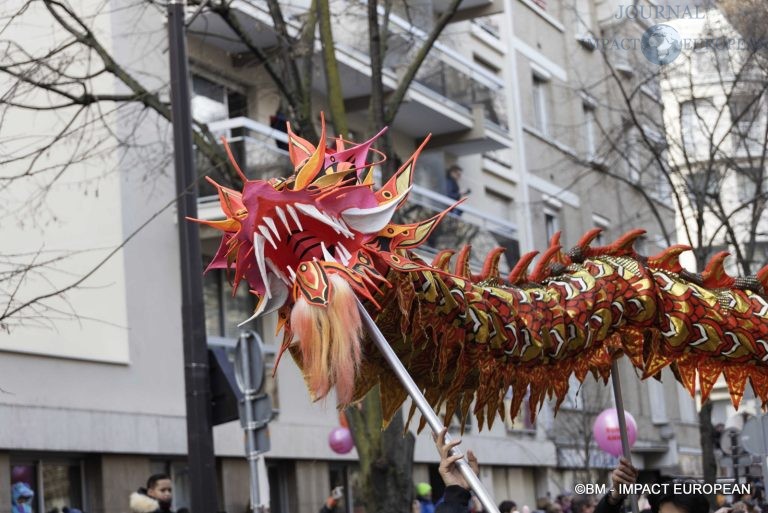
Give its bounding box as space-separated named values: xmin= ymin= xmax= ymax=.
xmin=434 ymin=428 xmax=479 ymax=513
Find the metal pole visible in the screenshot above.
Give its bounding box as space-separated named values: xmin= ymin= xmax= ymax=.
xmin=610 ymin=360 xmax=639 ymax=513
xmin=167 ymin=2 xmax=220 ymax=511
xmin=355 ymin=298 xmax=500 ymax=513
xmin=238 ymin=334 xmax=262 ymax=513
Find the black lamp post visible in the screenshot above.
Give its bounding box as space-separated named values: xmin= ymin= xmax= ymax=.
xmin=167 ymin=1 xmax=220 ymax=511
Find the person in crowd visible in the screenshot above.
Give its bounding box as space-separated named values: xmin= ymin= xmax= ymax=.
xmin=570 ymin=496 xmax=594 ymax=513
xmin=417 ymin=482 xmax=437 ymax=513
xmin=12 ymin=482 xmax=34 ymax=513
xmin=556 ymin=494 xmax=573 ymax=513
xmin=130 ymin=474 xmax=174 ymax=513
xmin=499 ymin=500 xmax=518 ymax=513
xmin=319 ymin=486 xmax=344 ymax=513
xmin=646 ymin=483 xmax=709 ymax=513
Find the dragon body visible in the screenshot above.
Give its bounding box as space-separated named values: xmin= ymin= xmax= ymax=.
xmin=195 ymin=121 xmax=768 ymax=427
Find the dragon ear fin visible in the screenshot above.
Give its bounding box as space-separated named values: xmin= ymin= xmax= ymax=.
xmin=375 ymin=135 xmax=430 ymax=204
xmin=293 ymin=114 xmax=327 ymax=190
xmin=287 ymin=122 xmax=316 ymax=169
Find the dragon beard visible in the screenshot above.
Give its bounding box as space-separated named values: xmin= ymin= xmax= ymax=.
xmin=291 ymin=274 xmax=362 ymax=404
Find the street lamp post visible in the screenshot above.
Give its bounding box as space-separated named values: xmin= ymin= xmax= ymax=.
xmin=167 ymin=1 xmax=220 ymax=511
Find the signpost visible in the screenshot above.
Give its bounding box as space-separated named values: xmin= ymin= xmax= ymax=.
xmin=234 ymin=332 xmax=273 ymax=513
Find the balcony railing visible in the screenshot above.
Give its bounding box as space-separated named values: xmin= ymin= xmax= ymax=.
xmin=398 ymin=185 xmax=519 ymax=274
xmin=336 ymin=3 xmax=508 ymax=131
xmin=385 ymin=12 xmax=509 ymax=130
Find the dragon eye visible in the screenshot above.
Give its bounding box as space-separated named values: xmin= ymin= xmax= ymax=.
xmin=300 ymin=264 xmax=308 ymax=272
xmin=382 ymin=191 xmax=392 ymax=198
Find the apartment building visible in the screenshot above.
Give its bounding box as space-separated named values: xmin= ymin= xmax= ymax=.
xmin=0 ymin=0 xmax=700 ymax=512
xmin=656 ymin=6 xmax=768 ymax=478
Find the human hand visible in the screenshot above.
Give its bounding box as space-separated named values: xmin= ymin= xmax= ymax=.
xmin=608 ymin=457 xmax=638 ymax=504
xmin=436 ymin=427 xmax=479 ymax=490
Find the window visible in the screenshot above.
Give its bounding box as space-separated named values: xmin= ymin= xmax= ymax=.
xmin=729 ymin=95 xmax=765 ymax=155
xmin=677 ymin=383 xmax=697 ymax=423
xmin=680 ymin=99 xmax=715 ymax=159
xmin=11 ymin=460 xmax=85 ymax=513
xmin=583 ymin=104 xmax=596 ymax=160
xmin=532 ymin=75 xmax=549 ymax=135
xmin=192 ymin=73 xmax=249 ymax=195
xmin=544 ymin=209 xmax=559 ymax=241
xmin=203 ymin=266 xmax=260 ymax=339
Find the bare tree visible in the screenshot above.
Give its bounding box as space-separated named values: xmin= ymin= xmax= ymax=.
xmin=563 ymin=2 xmax=768 ymax=496
xmin=1 ymin=0 xmax=470 ymax=510
xmin=547 ymin=378 xmax=613 ymax=486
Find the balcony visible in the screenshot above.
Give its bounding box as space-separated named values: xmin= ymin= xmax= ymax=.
xmin=398 ymin=185 xmax=520 ymax=274
xmin=433 ymin=0 xmax=504 ymax=22
xmin=188 ymin=1 xmax=512 ymax=156
xmin=196 ymin=116 xmax=292 ymax=197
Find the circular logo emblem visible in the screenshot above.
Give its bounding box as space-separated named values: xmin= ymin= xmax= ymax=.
xmin=641 ymin=24 xmax=682 ymax=65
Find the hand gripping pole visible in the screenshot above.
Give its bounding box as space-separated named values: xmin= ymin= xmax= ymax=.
xmin=356 ymin=298 xmax=500 ymax=513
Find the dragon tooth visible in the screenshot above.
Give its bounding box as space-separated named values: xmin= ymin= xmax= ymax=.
xmin=275 ymin=206 xmax=291 ymax=232
xmin=339 ymin=220 xmax=354 ymax=238
xmin=258 ymin=225 xmax=277 ymax=250
xmin=254 ymin=233 xmax=271 ymax=299
xmin=295 ymin=203 xmax=341 ymax=233
xmin=264 ymin=217 xmax=281 ymax=241
xmin=337 ymin=250 xmax=350 ymax=266
xmin=266 ymin=258 xmax=291 ymax=286
xmin=286 ymin=265 xmax=297 ymax=281
xmin=337 ymin=242 xmax=352 ymax=260
xmin=321 ymin=242 xmax=336 ymax=262
xmin=286 ymin=204 xmax=303 ymax=231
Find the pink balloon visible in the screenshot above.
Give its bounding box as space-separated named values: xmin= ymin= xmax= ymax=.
xmin=328 ymin=427 xmax=354 ymax=454
xmin=593 ymin=408 xmax=637 ymax=457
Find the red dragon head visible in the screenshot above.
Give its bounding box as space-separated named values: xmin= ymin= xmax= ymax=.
xmin=192 ymin=117 xmax=450 ymax=403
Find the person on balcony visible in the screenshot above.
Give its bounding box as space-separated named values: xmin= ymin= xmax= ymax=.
xmin=445 ymin=165 xmax=470 ymax=202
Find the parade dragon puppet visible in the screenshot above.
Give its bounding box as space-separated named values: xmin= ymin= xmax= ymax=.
xmin=193 ymin=119 xmax=768 ymax=429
